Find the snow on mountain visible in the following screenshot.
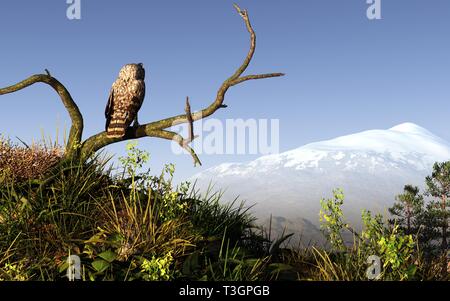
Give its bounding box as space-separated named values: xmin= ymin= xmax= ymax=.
xmin=190 ymin=123 xmax=450 ymax=246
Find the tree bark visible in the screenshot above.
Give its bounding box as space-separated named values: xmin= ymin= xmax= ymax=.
xmin=0 ymin=4 xmax=284 ymax=166
xmin=0 ymin=74 xmax=83 ymax=158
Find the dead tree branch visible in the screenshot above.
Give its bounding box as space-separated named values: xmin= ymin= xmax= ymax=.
xmin=0 ymin=73 xmax=83 ymax=158
xmin=0 ymin=4 xmax=284 ymax=166
xmin=184 ymin=97 xmax=197 ymax=145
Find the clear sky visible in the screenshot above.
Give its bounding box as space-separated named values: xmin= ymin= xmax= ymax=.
xmin=1 ymin=0 xmax=450 ymax=183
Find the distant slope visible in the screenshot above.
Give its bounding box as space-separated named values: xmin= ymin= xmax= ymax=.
xmin=191 ymin=123 xmax=450 ymax=245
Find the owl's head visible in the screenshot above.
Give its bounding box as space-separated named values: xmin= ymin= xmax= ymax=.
xmin=119 ymin=63 xmax=145 ymax=80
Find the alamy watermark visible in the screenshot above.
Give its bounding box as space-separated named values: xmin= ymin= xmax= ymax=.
xmin=66 ymin=0 xmax=82 ymax=20
xmin=170 ymin=118 xmax=280 ymax=156
xmin=366 ymin=255 xmax=382 ymax=280
xmin=65 ymin=1 xmax=381 ymax=21
xmin=367 ymin=0 xmax=382 ymax=20
xmin=67 ymin=255 xmax=81 ymax=281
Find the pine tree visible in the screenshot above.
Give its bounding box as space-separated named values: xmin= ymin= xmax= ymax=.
xmin=389 ymin=185 xmax=424 ymax=235
xmin=425 ymin=161 xmax=450 ymax=276
xmin=417 ymin=202 xmax=441 ymax=258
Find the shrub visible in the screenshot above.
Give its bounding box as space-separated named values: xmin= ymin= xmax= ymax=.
xmin=0 ymin=138 xmax=63 ymax=183
xmin=315 ymin=189 xmax=418 ymax=281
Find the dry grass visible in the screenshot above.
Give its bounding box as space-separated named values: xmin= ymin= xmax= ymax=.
xmin=0 ymin=137 xmax=63 ymax=182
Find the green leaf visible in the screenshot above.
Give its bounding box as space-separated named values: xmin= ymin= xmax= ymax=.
xmin=182 ymin=252 xmax=200 ymax=276
xmin=244 ymin=258 xmax=261 ymax=267
xmin=89 ymin=271 xmax=96 ymax=281
xmin=92 ymin=259 xmax=110 ymax=273
xmin=84 ymin=233 xmax=106 ymax=245
xmin=108 ymin=233 xmax=124 ymax=244
xmin=407 ymin=264 xmax=417 ymax=276
xmin=269 ymin=233 xmax=294 ymax=255
xmin=268 ymin=263 xmax=294 ymax=272
xmin=98 ymin=250 xmax=117 ymax=263
xmin=58 ymin=262 xmax=70 ymax=273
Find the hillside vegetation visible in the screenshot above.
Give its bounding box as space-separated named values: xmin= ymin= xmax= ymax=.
xmin=0 ymin=139 xmax=448 ymax=281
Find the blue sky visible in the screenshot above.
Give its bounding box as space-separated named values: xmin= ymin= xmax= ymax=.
xmin=1 ymin=0 xmax=450 ymax=182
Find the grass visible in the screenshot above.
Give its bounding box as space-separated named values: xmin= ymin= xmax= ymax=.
xmin=0 ymin=138 xmax=448 ymax=281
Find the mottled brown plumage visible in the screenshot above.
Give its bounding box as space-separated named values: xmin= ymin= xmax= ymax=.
xmin=105 ymin=63 xmax=146 ymax=138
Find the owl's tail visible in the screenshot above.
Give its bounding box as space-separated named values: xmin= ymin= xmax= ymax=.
xmin=106 ymin=118 xmax=127 ymax=138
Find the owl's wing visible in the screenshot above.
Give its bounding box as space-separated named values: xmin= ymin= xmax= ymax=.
xmin=126 ymin=81 xmax=145 ymax=126
xmin=133 ymin=81 xmax=145 ymax=113
xmin=105 ymin=88 xmax=114 ymax=131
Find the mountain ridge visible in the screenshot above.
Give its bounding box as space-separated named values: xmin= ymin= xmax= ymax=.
xmin=190 ymin=123 xmax=450 ymax=245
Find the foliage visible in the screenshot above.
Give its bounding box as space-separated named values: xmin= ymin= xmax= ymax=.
xmin=316 ymin=190 xmax=418 ymax=281
xmin=0 ymin=140 xmax=447 ymax=281
xmin=389 ymin=185 xmax=424 ymax=235
xmin=0 ymin=137 xmax=63 ymax=183
xmin=319 ymin=189 xmax=348 ymax=251
xmin=118 ymin=140 xmax=150 ymax=180
xmin=424 ymin=161 xmax=450 ymax=276
xmin=204 ymin=231 xmax=269 ymax=281
xmin=360 ymin=211 xmax=416 ymax=280
xmin=139 ymin=252 xmax=175 ymax=281
xmin=187 ymin=184 xmax=256 ymax=244
xmin=0 ymin=261 xmax=30 ymax=281
xmin=0 ymin=141 xmax=283 ymax=281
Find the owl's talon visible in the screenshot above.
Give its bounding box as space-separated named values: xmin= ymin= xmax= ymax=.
xmin=132 ymin=120 xmax=140 ymax=128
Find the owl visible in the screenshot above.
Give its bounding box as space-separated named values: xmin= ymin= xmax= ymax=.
xmin=105 ymin=63 xmax=146 ymax=138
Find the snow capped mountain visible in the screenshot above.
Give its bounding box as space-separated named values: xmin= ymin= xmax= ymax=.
xmin=190 ymin=123 xmax=450 ymax=246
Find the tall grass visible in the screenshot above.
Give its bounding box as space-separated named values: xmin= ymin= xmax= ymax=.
xmin=187 ymin=183 xmax=256 ymax=241
xmin=0 ymin=140 xmax=447 ymax=281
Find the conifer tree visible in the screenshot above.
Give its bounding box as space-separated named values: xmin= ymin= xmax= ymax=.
xmin=389 ymin=185 xmax=424 ymax=235
xmin=425 ymin=161 xmax=450 ymax=276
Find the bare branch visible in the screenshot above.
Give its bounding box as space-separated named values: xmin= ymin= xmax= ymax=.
xmin=230 ymin=3 xmax=255 ymax=80
xmin=0 ymin=74 xmax=83 ymax=156
xmin=1 ymin=4 xmax=284 ymax=168
xmin=81 ymin=4 xmax=284 ymax=162
xmin=231 ymin=73 xmax=285 ymax=86
xmin=151 ymin=129 xmax=202 ymax=167
xmin=184 ymin=96 xmax=198 ymax=146
xmin=124 ymin=4 xmax=284 ymax=131
xmin=80 ymin=100 xmax=202 ymax=166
